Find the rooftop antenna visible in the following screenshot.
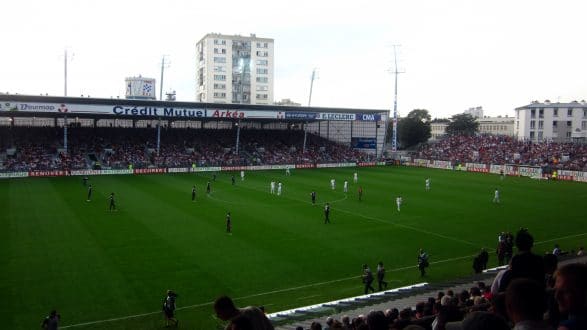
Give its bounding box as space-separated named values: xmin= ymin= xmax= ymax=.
xmin=389 ymin=45 xmax=404 ymax=153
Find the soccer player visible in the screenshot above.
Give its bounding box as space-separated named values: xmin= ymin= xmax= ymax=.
xmin=311 ymin=191 xmax=316 ymax=205
xmin=343 ymin=180 xmax=348 ymax=193
xmin=358 ymin=186 xmax=363 ymax=201
xmin=270 ymin=181 xmax=275 ymax=194
xmin=425 ymin=178 xmax=431 ymax=191
xmin=396 ymin=196 xmax=402 ymax=212
xmin=418 ymin=249 xmax=429 ymax=277
xmin=109 ymin=192 xmax=116 ymax=211
xmin=206 ymin=181 xmax=211 ymax=194
xmin=240 ymin=170 xmax=245 ymax=181
xmin=212 ymin=173 xmax=217 ymax=181
xmin=493 ymin=189 xmax=500 ymax=203
xmin=362 ymin=264 xmax=375 ymax=294
xmin=330 ymin=178 xmax=336 ymax=190
xmin=376 ymin=262 xmax=388 ymax=290
xmin=41 ymin=310 xmax=60 ymax=330
xmin=500 ymin=169 xmax=505 ymax=180
xmin=286 ymin=167 xmax=291 ymax=176
xmin=226 ymin=212 xmax=232 ymax=233
xmin=82 ymin=176 xmax=89 ymax=186
xmin=86 ymin=184 xmax=93 ymax=202
xmin=162 ymin=290 xmax=178 ymax=327
xmin=277 ymin=182 xmax=282 ymax=196
xmin=191 ymin=185 xmax=196 ymax=201
xmin=231 ymin=175 xmax=235 ymax=185
xmin=353 ymin=172 xmax=358 ymax=183
xmin=324 ymin=203 xmax=331 ymax=224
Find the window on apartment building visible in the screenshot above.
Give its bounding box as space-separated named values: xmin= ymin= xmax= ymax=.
xmin=553 ymin=121 xmax=557 ymax=127
xmin=256 ymin=59 xmax=268 ymax=66
xmin=256 ymin=68 xmax=268 ymax=74
xmin=213 ymin=92 xmax=226 ymax=98
xmin=538 ymin=121 xmax=544 ymax=129
xmin=553 ymin=109 xmax=558 ymax=117
xmin=516 ymin=121 xmax=519 ymax=129
xmin=539 ymin=109 xmax=544 ymax=118
xmin=256 ymin=51 xmax=268 ymax=57
xmin=213 ymin=83 xmax=226 ymax=90
xmin=567 ymin=121 xmax=572 ymax=127
xmin=256 ymin=85 xmax=268 ymax=91
xmin=214 ymin=57 xmax=226 ymax=63
xmin=566 ymin=132 xmax=572 ymax=138
xmin=214 ymin=48 xmax=226 ymax=54
xmin=256 ymin=93 xmax=268 ymax=100
xmin=568 ymin=109 xmax=573 ymax=116
xmin=531 ymin=109 xmax=536 ymax=118
xmin=256 ymin=77 xmax=268 ymax=83
xmin=530 ymin=121 xmax=535 ymax=129
xmin=214 ymin=75 xmax=226 ymax=81
xmin=584 ymin=109 xmax=587 ymax=118
xmin=530 ymin=131 xmax=535 ymax=139
xmin=256 ymin=42 xmax=268 ymax=48
xmin=214 ymin=39 xmax=226 ymax=45
xmin=214 ymin=66 xmax=226 ymax=72
xmin=582 ymin=121 xmax=587 ymax=130
xmin=538 ymin=131 xmax=543 ymax=140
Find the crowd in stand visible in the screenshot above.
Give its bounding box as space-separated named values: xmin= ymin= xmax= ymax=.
xmin=417 ymin=135 xmax=587 ymax=171
xmin=292 ymin=228 xmax=587 ymax=330
xmin=0 ymin=127 xmax=370 ymax=172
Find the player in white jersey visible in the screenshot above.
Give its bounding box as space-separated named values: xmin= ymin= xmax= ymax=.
xmin=277 ymin=182 xmax=283 ymax=196
xmin=270 ymin=181 xmax=275 ymax=194
xmin=330 ymin=178 xmax=336 ymax=190
xmin=353 ymin=172 xmax=358 ymax=183
xmin=396 ymin=196 xmax=403 ymax=211
xmin=343 ymin=180 xmax=348 ymax=193
xmin=425 ymin=178 xmax=430 ymax=191
xmin=286 ymin=167 xmax=291 ymax=176
xmin=240 ymin=170 xmax=245 ymax=181
xmin=493 ymin=189 xmax=500 ymax=203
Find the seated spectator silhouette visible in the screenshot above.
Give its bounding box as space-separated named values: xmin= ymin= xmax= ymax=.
xmin=213 ymin=295 xmax=274 ymax=330
xmin=499 ymin=228 xmax=544 ymax=292
xmin=554 ymin=263 xmax=587 ymax=330
xmin=506 ymin=278 xmax=551 ymax=330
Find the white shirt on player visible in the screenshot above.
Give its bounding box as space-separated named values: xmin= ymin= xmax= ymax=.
xmin=343 ymin=180 xmax=348 ymax=193
xmin=425 ymin=178 xmax=430 ymax=191
xmin=353 ymin=172 xmax=358 ymax=183
xmin=270 ymin=181 xmax=275 ymax=194
xmin=277 ymin=182 xmax=283 ymax=196
xmin=240 ymin=170 xmax=245 ymax=180
xmin=493 ymin=189 xmax=500 ymax=203
xmin=396 ymin=196 xmax=403 ymax=211
xmin=286 ymin=167 xmax=291 ymax=176
xmin=330 ymin=179 xmax=336 ymax=190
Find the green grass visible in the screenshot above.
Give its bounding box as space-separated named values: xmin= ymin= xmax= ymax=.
xmin=1 ymin=166 xmax=586 ymax=329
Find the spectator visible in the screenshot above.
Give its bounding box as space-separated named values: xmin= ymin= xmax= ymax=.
xmin=554 ymin=263 xmax=587 ymax=330
xmin=213 ymin=295 xmax=274 ymax=330
xmin=506 ymin=278 xmax=551 ymax=330
xmin=461 ymin=311 xmax=509 ymax=330
xmin=41 ymin=310 xmax=60 ymax=330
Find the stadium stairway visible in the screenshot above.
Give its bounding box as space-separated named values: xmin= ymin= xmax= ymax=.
xmin=271 ymin=255 xmax=587 ymax=329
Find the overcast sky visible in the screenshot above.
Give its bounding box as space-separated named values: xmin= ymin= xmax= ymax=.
xmin=2 ymin=0 xmax=586 ymax=119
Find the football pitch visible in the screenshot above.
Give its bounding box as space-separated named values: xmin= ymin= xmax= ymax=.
xmin=1 ymin=166 xmax=586 ymax=329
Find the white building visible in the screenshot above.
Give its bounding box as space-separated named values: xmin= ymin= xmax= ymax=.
xmin=430 ymin=121 xmax=449 ymax=140
xmin=515 ymin=100 xmax=587 ymax=142
xmin=464 ymin=106 xmax=484 ymax=119
xmin=477 ymin=116 xmax=514 ymax=136
xmin=196 ymin=33 xmax=274 ymax=105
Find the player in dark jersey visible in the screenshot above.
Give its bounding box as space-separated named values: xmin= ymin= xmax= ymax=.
xmin=226 ymin=212 xmax=232 ymax=233
xmin=206 ymin=182 xmax=211 ymax=194
xmin=231 ymin=175 xmax=235 ymax=185
xmin=191 ymin=185 xmax=196 ymax=201
xmin=324 ymin=203 xmax=331 ymax=224
xmin=109 ymin=192 xmax=116 ymax=211
xmin=358 ymin=186 xmax=363 ymax=201
xmin=86 ymin=184 xmax=93 ymax=202
xmin=311 ymin=191 xmax=316 ymax=205
xmin=162 ymin=290 xmax=178 ymax=327
xmin=82 ymin=176 xmax=88 ymax=186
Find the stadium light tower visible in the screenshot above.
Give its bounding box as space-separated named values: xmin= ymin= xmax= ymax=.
xmin=304 ymin=68 xmax=319 ymax=153
xmin=159 ymin=55 xmax=170 ymax=100
xmin=390 ymin=45 xmax=404 ymax=153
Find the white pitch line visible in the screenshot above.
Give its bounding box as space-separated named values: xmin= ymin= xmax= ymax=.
xmin=60 ymin=231 xmax=587 ymax=329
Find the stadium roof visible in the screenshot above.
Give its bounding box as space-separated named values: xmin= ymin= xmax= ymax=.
xmin=0 ymin=94 xmax=389 ymax=122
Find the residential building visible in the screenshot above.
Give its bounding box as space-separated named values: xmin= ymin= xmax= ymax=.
xmin=477 ymin=116 xmax=514 ymax=136
xmin=196 ymin=33 xmax=274 ymax=105
xmin=514 ymin=100 xmax=587 ymax=142
xmin=464 ymin=106 xmax=484 ymax=119
xmin=430 ymin=120 xmax=449 ymax=140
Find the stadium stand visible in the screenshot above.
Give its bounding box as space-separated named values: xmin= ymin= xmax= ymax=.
xmin=274 ymin=254 xmax=587 ymax=330
xmin=0 ymin=127 xmax=370 ymax=171
xmin=417 ymin=135 xmax=587 ymax=171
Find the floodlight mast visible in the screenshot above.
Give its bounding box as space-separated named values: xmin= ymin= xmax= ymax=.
xmin=304 ymin=68 xmax=318 ymax=153
xmin=391 ymin=45 xmax=402 ymax=153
